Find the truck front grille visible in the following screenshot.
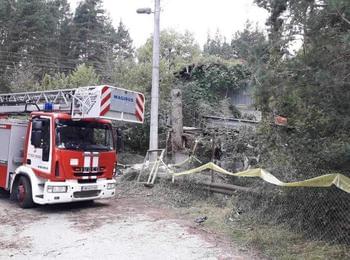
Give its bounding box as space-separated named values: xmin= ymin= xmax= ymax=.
xmin=73 ymin=190 xmax=101 ymax=198
xmin=77 ymin=179 xmax=97 ymax=184
xmin=74 ymin=172 xmax=103 ymax=177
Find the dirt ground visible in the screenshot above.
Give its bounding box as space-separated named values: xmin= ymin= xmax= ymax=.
xmin=0 ymin=185 xmax=258 ymax=260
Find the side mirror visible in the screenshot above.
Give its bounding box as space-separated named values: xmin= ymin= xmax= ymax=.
xmin=31 ymin=130 xmax=42 ymax=148
xmin=32 ymin=120 xmax=43 ymax=130
xmin=116 ymin=128 xmax=123 ymax=152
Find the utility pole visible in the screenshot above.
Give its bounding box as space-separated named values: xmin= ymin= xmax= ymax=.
xmin=149 ymin=0 xmax=160 ymax=151
xmin=136 ymin=1 xmax=160 ymax=153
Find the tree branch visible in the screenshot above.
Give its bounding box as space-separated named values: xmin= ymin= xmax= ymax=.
xmin=337 ymin=9 xmax=350 ymax=26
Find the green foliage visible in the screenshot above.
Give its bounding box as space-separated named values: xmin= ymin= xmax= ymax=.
xmin=8 ymin=63 xmax=40 ymax=92
xmin=190 ymin=62 xmax=249 ymax=94
xmin=71 ymin=0 xmax=131 ymax=76
xmin=68 ymin=64 xmax=100 ymax=87
xmin=137 ymin=30 xmax=201 ymax=110
xmin=0 ymin=0 xmax=71 ymax=89
xmin=40 ymin=64 xmax=100 ymax=90
xmin=108 ymin=30 xmax=201 ymax=152
xmin=203 ymin=30 xmax=236 ymax=60
xmin=41 ymin=73 xmax=69 ymax=90
xmin=0 ymin=0 xmax=134 ymax=91
xmin=231 ymin=22 xmax=269 ymax=65
xmin=176 ymin=56 xmax=251 ymax=125
xmin=137 ymin=29 xmax=200 ymax=71
xmin=253 ymin=0 xmax=350 ymax=176
xmin=114 ymin=21 xmax=134 ymax=60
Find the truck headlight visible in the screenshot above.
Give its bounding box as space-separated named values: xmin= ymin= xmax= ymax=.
xmin=70 ymin=158 xmax=79 ymax=166
xmin=47 ymin=186 xmax=68 ymax=193
xmin=107 ymin=183 xmax=116 ymax=190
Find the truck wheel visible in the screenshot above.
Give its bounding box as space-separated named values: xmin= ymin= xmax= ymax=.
xmin=16 ymin=176 xmax=34 ymax=208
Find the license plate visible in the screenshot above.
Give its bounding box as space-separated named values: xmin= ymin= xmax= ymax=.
xmin=81 ymin=185 xmax=98 ymax=191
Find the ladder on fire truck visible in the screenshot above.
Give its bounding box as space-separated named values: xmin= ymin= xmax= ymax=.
xmin=0 ymin=85 xmax=145 ymax=123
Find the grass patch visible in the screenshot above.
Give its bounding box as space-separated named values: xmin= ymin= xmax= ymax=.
xmin=117 ymin=178 xmax=349 ymax=259
xmin=176 ymin=200 xmax=350 ymax=260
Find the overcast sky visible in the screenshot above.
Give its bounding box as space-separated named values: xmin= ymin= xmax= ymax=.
xmin=69 ymin=0 xmax=269 ymax=48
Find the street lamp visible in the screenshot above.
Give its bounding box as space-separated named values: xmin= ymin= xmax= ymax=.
xmin=137 ymin=0 xmax=160 ymax=153
xmin=136 ymin=8 xmax=152 ymax=14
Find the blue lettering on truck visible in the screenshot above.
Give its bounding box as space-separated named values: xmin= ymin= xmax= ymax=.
xmin=113 ymin=95 xmax=134 ymax=102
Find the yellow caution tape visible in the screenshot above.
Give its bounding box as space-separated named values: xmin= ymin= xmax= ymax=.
xmin=173 ymin=162 xmax=350 ymax=193
xmin=170 ymin=155 xmax=202 ymax=168
xmin=171 ymin=156 xmax=192 ymax=167
xmin=170 ymin=139 xmax=202 ymax=168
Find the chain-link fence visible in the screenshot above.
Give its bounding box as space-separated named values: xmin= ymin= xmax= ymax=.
xmin=228 ymin=183 xmax=349 ymax=258
xmin=170 ymin=159 xmax=350 ymax=259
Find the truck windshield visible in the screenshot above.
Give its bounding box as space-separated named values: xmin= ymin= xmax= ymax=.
xmin=56 ymin=120 xmax=114 ymax=151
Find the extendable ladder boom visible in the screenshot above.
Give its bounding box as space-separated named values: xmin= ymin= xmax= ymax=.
xmin=0 ymin=85 xmax=145 ymax=123
xmin=0 ymin=88 xmax=75 ymax=114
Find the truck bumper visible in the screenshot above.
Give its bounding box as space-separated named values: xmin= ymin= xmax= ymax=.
xmin=34 ymin=179 xmax=116 ymax=205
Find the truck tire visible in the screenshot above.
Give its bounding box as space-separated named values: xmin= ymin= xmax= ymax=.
xmin=16 ymin=176 xmax=34 ymax=208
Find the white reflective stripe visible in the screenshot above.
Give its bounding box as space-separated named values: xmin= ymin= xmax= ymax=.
xmin=90 ymin=176 xmax=97 ymax=179
xmin=136 ymin=94 xmax=144 ymax=105
xmin=84 ymin=154 xmax=91 ymax=168
xmin=100 ymin=99 xmax=111 ymax=111
xmin=136 ymin=105 xmax=144 ymax=120
xmin=82 ymin=176 xmax=89 ymax=180
xmin=92 ymin=156 xmax=99 ymax=168
xmin=92 ymin=152 xmax=99 ymax=168
xmin=101 ymin=88 xmax=111 ymax=100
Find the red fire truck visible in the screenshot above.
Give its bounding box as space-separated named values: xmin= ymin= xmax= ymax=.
xmin=0 ymin=85 xmax=144 ymax=208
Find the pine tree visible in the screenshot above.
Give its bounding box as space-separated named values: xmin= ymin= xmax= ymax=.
xmin=254 ymin=0 xmax=350 ymax=174
xmin=0 ymin=0 xmax=73 ymax=91
xmin=47 ymin=0 xmax=73 ymax=73
xmin=71 ymin=0 xmax=111 ymax=72
xmin=114 ymin=20 xmax=134 ymax=60
xmin=203 ymin=30 xmax=236 ymax=60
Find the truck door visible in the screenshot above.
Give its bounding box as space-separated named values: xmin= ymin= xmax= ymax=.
xmin=0 ymin=125 xmax=10 ymax=189
xmin=27 ymin=117 xmax=52 ymax=174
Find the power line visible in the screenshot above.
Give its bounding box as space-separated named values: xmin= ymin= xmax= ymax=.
xmin=0 ymin=50 xmax=128 ymax=66
xmin=0 ymin=60 xmax=107 ymax=74
xmin=1 ymin=33 xmax=129 ymax=45
xmin=0 ymin=51 xmax=119 ymax=65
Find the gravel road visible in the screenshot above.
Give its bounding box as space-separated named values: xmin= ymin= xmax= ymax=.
xmin=0 ymin=190 xmax=253 ymax=260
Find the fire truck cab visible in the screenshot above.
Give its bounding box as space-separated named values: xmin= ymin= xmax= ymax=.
xmin=0 ymin=85 xmax=144 ymax=208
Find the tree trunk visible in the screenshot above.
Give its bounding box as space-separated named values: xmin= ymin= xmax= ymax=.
xmin=171 ymin=89 xmax=184 ymax=163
